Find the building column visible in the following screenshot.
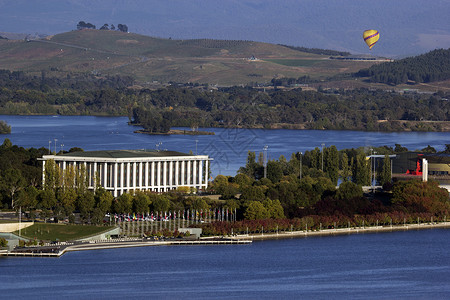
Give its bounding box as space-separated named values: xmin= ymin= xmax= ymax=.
xmin=126 ymin=162 xmax=130 ymax=192
xmin=169 ymin=161 xmax=173 ymax=188
xmin=114 ymin=163 xmax=118 ymax=197
xmin=110 ymin=163 xmax=114 ymax=188
xmin=193 ymin=160 xmax=197 ymax=188
xmin=103 ymin=162 xmax=107 ymax=188
xmin=205 ymin=159 xmax=209 ymax=189
xmin=93 ymin=162 xmax=97 ymax=188
xmin=151 ymin=161 xmax=155 ymax=190
xmin=163 ymin=161 xmax=168 ymax=191
xmin=199 ymin=160 xmax=203 ymax=190
xmin=175 ymin=161 xmax=179 ymax=186
xmin=157 ymin=161 xmax=161 ymax=188
xmin=130 ymin=162 xmax=135 ymax=190
xmin=120 ymin=162 xmax=124 ymax=191
xmin=142 ymin=161 xmax=148 ymax=189
xmin=181 ymin=161 xmax=185 ymax=186
xmin=187 ymin=161 xmax=192 ymax=185
xmin=138 ymin=162 xmax=143 ymax=188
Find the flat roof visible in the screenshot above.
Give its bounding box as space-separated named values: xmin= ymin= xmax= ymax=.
xmin=57 ymin=149 xmax=195 ymax=159
xmin=423 ymin=154 xmax=450 ymax=164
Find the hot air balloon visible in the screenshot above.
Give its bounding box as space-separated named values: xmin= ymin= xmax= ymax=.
xmin=363 ymin=30 xmax=379 ymax=50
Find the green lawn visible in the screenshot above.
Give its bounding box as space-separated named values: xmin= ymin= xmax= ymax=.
xmin=15 ymin=223 xmax=115 ymax=241
xmin=0 ymin=219 xmax=17 ymax=223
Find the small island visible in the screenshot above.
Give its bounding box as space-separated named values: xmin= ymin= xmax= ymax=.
xmin=0 ymin=120 xmax=11 ymax=134
xmin=135 ymin=129 xmax=215 ymax=135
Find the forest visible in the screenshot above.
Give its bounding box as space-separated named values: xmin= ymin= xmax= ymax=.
xmin=130 ymin=87 xmax=450 ymax=133
xmin=0 ymin=68 xmax=449 ymax=132
xmin=0 ymin=139 xmax=448 ymax=232
xmin=355 ymin=48 xmax=450 ymax=85
xmin=278 ymin=44 xmax=351 ymax=56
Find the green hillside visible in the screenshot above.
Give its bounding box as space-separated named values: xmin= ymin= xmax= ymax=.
xmin=0 ymin=29 xmax=377 ymax=86
xmin=356 ymin=48 xmax=450 ymax=85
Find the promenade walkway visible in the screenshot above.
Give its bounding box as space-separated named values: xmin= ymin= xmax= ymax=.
xmin=2 ymin=222 xmax=449 ymax=257
xmin=235 ymin=221 xmax=450 ymax=241
xmin=1 ymin=237 xmax=252 ymax=257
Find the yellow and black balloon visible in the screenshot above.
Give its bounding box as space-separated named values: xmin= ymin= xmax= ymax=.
xmin=363 ymin=30 xmax=379 ymax=50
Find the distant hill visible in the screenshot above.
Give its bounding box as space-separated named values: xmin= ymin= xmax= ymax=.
xmin=1 ymin=1 xmax=450 ymax=56
xmin=356 ymin=48 xmax=450 ymax=85
xmin=0 ymin=29 xmax=379 ymax=86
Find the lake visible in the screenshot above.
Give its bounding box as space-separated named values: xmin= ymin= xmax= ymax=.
xmin=0 ymin=228 xmax=449 ymax=299
xmin=1 ymin=115 xmax=449 ymax=177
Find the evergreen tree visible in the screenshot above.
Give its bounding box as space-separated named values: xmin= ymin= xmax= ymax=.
xmin=379 ymin=154 xmax=392 ymax=186
xmin=325 ymin=145 xmax=339 ymax=184
xmin=238 ymin=151 xmax=261 ymax=179
xmin=340 ymin=152 xmax=351 ymax=182
xmin=352 ymin=152 xmax=370 ymax=186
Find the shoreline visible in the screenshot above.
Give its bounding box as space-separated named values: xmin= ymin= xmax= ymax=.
xmin=2 ymin=222 xmax=449 ymax=257
xmin=233 ymin=221 xmax=450 ymax=241
xmin=134 ymin=129 xmax=215 ymax=135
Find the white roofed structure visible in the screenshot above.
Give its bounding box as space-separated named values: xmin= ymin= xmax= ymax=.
xmin=41 ymin=150 xmax=210 ymax=197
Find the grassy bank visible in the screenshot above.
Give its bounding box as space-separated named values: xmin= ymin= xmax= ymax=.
xmin=235 ymin=222 xmax=450 ymax=241
xmin=15 ymin=223 xmax=115 ymax=241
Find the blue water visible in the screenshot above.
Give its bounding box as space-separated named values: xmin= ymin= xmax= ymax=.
xmin=1 ymin=115 xmax=449 ymax=176
xmin=0 ymin=229 xmax=449 ymax=299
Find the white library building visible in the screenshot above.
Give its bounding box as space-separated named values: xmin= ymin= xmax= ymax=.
xmin=41 ymin=150 xmax=210 ymax=197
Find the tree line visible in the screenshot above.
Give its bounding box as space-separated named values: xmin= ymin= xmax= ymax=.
xmin=355 ymin=48 xmax=450 ymax=85
xmin=77 ymin=21 xmax=128 ymax=32
xmin=0 ymin=69 xmax=448 ymax=132
xmin=279 ymin=44 xmax=351 ymax=56
xmin=130 ymin=86 xmax=450 ymax=133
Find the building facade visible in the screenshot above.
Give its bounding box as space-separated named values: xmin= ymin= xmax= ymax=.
xmin=41 ymin=150 xmax=210 ymax=197
xmin=392 ymin=152 xmax=450 ymax=176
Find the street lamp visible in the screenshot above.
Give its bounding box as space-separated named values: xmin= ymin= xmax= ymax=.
xmin=370 ymin=148 xmax=376 ymax=192
xmin=321 ymin=143 xmax=325 ymax=171
xmin=263 ymin=145 xmax=268 ymax=178
xmin=370 ymin=148 xmax=373 ymax=186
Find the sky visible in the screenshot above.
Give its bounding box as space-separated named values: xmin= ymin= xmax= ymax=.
xmin=0 ymin=0 xmax=449 ymax=57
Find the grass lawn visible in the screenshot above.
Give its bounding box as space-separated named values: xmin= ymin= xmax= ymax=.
xmin=15 ymin=223 xmax=115 ymax=242
xmin=0 ymin=219 xmax=18 ymax=223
